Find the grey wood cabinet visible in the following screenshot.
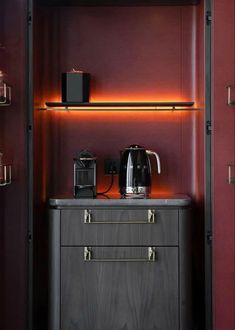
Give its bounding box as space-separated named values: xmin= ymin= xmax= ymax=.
xmin=49 ymin=197 xmax=192 ymax=330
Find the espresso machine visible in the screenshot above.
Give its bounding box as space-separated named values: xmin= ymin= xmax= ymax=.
xmin=74 ymin=150 xmax=96 ymax=198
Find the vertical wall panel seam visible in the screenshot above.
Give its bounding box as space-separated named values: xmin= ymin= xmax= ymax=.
xmin=211 ymin=0 xmax=214 ymax=326
xmin=230 ymin=0 xmax=235 ymax=327
xmin=192 ymin=6 xmax=197 ymax=197
xmin=205 ymin=0 xmax=212 ymax=328
xmin=233 ymin=0 xmax=235 ymax=325
xmin=180 ymin=7 xmax=183 ymax=193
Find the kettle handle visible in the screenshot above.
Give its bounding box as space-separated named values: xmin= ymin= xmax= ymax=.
xmin=146 ymin=150 xmax=161 ymax=174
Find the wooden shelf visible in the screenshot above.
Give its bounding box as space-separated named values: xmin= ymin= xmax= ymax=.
xmin=42 ymin=101 xmax=199 ymax=111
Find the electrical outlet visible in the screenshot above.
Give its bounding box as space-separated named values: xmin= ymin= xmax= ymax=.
xmin=104 ymin=159 xmax=120 ymax=175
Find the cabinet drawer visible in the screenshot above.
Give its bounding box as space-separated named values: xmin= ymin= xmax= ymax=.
xmin=61 ymin=246 xmax=179 ymax=330
xmin=60 ymin=208 xmax=178 ymax=246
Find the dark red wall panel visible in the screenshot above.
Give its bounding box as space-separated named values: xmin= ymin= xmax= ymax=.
xmin=44 ymin=6 xmax=195 ymax=102
xmin=213 ymin=0 xmax=235 ymax=328
xmin=0 ymin=1 xmax=28 ymax=330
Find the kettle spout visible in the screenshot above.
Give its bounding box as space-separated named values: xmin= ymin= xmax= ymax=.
xmin=146 ymin=150 xmax=161 ymax=174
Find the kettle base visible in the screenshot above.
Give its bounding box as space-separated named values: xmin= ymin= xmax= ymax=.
xmin=120 ymin=186 xmax=150 ymax=199
xmin=121 ymin=193 xmax=148 ymax=199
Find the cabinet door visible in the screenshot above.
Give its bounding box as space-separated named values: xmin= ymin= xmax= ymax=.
xmin=61 ymin=246 xmax=179 ymax=330
xmin=213 ymin=0 xmax=235 ymax=328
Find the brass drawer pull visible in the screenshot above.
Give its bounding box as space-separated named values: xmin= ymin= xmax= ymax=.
xmin=84 ymin=209 xmax=92 ymax=223
xmin=84 ymin=209 xmax=156 ymax=224
xmin=148 ymin=209 xmax=155 ymax=223
xmin=84 ymin=247 xmax=156 ymax=262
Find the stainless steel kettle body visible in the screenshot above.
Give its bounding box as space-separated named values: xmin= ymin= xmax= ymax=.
xmin=119 ymin=144 xmax=161 ymax=198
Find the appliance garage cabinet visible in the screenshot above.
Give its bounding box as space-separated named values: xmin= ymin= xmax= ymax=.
xmin=30 ymin=0 xmax=207 ymax=329
xmin=49 ymin=196 xmax=192 ymax=330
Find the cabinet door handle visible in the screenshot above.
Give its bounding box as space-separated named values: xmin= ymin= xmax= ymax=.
xmin=0 ymin=83 xmax=7 ymax=104
xmin=227 ymin=85 xmax=235 ymax=106
xmin=228 ymin=164 xmax=235 ymax=184
xmin=84 ymin=247 xmax=156 ymax=262
xmin=84 ymin=209 xmax=156 ymax=224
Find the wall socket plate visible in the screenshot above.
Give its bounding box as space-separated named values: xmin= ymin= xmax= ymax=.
xmin=104 ymin=159 xmax=120 ymax=175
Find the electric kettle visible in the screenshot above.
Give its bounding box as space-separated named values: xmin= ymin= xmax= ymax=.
xmin=119 ymin=144 xmax=161 ymax=198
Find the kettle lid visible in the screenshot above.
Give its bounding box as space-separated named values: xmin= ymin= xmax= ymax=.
xmin=126 ymin=144 xmax=145 ymax=150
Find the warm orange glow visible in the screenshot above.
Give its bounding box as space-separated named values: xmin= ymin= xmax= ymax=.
xmin=45 ymin=109 xmax=195 ymax=124
xmin=44 ymin=107 xmax=199 ymax=112
xmin=43 ymin=92 xmax=197 ymax=106
xmin=38 ymin=93 xmax=201 ymax=126
xmin=98 ymin=189 xmax=175 ymax=196
xmin=90 ymin=93 xmax=189 ymax=103
xmin=147 ymin=189 xmax=176 ymax=196
xmin=35 ymin=98 xmax=198 ymax=200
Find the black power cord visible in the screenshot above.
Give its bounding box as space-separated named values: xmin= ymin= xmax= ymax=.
xmin=97 ymin=171 xmax=115 ymax=195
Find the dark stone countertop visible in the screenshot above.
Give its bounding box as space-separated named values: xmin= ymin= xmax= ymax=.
xmin=49 ymin=194 xmax=192 ymax=208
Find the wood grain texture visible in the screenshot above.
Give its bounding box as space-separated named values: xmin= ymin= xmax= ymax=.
xmin=179 ymin=208 xmax=192 ymax=329
xmin=49 ymin=205 xmax=192 ymax=329
xmin=61 ymin=246 xmax=179 ymax=330
xmin=61 ymin=208 xmax=179 ymax=246
xmin=48 ymin=210 xmax=61 ymax=330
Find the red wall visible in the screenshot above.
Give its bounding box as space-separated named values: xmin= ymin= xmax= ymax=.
xmin=35 ymin=5 xmax=202 ymax=198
